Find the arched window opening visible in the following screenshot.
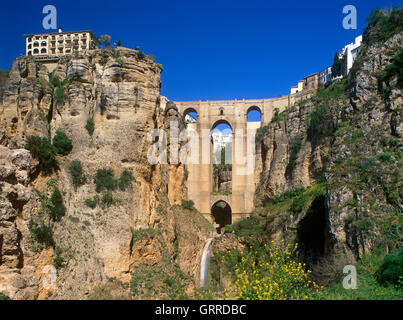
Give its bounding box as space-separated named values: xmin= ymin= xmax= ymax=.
xmin=247 ymin=106 xmax=262 ymax=122
xmin=184 ymin=108 xmax=198 ymax=123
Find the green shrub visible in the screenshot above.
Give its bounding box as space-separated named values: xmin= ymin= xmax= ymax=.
xmin=53 ymin=248 xmax=65 ymax=269
xmin=291 ymin=196 xmax=307 ymax=213
xmin=272 ymin=187 xmax=306 ymax=204
xmin=49 ymin=187 xmax=66 ymax=221
xmin=118 ymin=168 xmax=135 ymax=191
xmin=52 ymin=129 xmax=72 ymax=156
xmin=53 ymin=86 xmax=66 ymax=104
xmin=181 ymin=200 xmax=195 ymax=210
xmin=25 ymin=135 xmax=57 ymax=174
xmin=101 ymin=191 xmax=114 ymax=207
xmin=48 ymin=72 xmax=69 ymax=104
xmin=94 ymin=168 xmax=117 ymax=193
xmin=115 ymin=57 xmax=124 ymax=66
xmin=350 ymin=217 xmax=374 ymax=232
xmin=377 ymin=249 xmax=403 ymax=286
xmin=85 ymin=196 xmax=99 ymax=209
xmin=85 ymin=118 xmax=95 ymax=136
xmin=68 ymin=160 xmax=86 ymax=188
xmin=137 ymin=51 xmax=146 ymax=60
xmin=365 ymin=8 xmax=403 ymax=45
xmin=378 ymin=153 xmax=392 ymax=162
xmin=219 ymin=242 xmax=321 ymax=300
xmin=29 ymin=219 xmax=54 ymax=247
xmin=271 ymin=108 xmax=286 ymax=122
xmin=383 ymin=48 xmax=403 ymax=89
xmin=223 ymin=224 xmax=233 ymax=234
xmin=234 ymin=216 xmax=265 ymax=237
xmin=0 ymin=293 xmax=10 ymax=300
xmin=156 ymin=63 xmax=164 ymax=72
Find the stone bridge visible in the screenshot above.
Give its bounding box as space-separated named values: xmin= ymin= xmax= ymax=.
xmin=169 ymin=89 xmax=315 ymax=230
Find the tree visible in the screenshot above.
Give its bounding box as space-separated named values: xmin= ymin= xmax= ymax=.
xmin=332 ymin=53 xmax=342 ymax=77
xmin=99 ymin=34 xmax=112 ymax=48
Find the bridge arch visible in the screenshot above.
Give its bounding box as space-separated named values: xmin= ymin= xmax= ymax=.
xmin=211 ymin=200 xmax=232 ymax=233
xmin=211 ymin=118 xmax=233 ymax=131
xmin=183 ymin=107 xmax=199 ymax=123
xmin=246 ymin=105 xmax=262 ymax=122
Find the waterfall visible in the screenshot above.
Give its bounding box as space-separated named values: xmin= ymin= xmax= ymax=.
xmin=199 ymin=238 xmax=213 ymax=287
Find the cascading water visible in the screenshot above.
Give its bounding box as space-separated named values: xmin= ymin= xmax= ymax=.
xmin=199 ymin=238 xmax=213 ymax=287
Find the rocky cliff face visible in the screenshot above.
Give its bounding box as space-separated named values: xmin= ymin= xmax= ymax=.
xmin=253 ymin=30 xmax=402 ymax=267
xmin=0 ymin=49 xmax=214 ymax=299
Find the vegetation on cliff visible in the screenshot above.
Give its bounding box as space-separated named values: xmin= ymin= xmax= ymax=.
xmin=223 ymin=7 xmax=403 ymax=300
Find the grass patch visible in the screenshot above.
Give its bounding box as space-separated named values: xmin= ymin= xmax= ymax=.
xmin=132 ymin=228 xmax=162 ymax=243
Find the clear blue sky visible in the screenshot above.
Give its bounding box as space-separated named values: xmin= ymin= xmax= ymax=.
xmin=1 ymin=0 xmax=401 ymax=101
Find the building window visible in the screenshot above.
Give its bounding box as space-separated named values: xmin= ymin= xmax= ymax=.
xmin=41 ymin=48 xmax=47 ymax=54
xmin=27 ymin=51 xmax=32 ymax=56
xmin=33 ymin=41 xmax=39 ymax=47
xmin=28 ymin=44 xmax=32 ymax=49
xmin=41 ymin=41 xmax=47 ymax=46
xmin=33 ymin=48 xmax=39 ymax=54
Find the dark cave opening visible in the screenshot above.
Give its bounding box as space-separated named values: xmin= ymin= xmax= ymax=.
xmin=297 ymin=195 xmax=331 ymax=268
xmin=211 ymin=201 xmax=232 ymax=233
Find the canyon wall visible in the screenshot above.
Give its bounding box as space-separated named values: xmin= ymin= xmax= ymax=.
xmin=0 ymin=49 xmax=214 ymax=299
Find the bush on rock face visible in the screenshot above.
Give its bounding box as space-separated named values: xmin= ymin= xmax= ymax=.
xmin=52 ymin=129 xmax=72 ymax=156
xmin=69 ymin=160 xmax=86 ymax=188
xmin=25 ymin=135 xmax=57 ymax=174
xmin=377 ymin=249 xmax=403 ymax=287
xmin=94 ymin=168 xmax=117 ymax=193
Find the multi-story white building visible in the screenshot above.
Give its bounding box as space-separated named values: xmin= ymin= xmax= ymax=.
xmin=212 ymin=130 xmax=232 ymax=151
xmin=319 ymin=66 xmax=333 ymax=87
xmin=339 ymin=34 xmax=363 ymax=75
xmin=317 ymin=35 xmax=363 ymax=87
xmin=24 ymin=29 xmax=99 ymax=57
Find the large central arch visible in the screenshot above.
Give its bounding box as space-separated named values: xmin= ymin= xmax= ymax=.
xmin=211 ymin=200 xmax=232 ymax=233
xmin=211 ymin=119 xmax=233 ymax=194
